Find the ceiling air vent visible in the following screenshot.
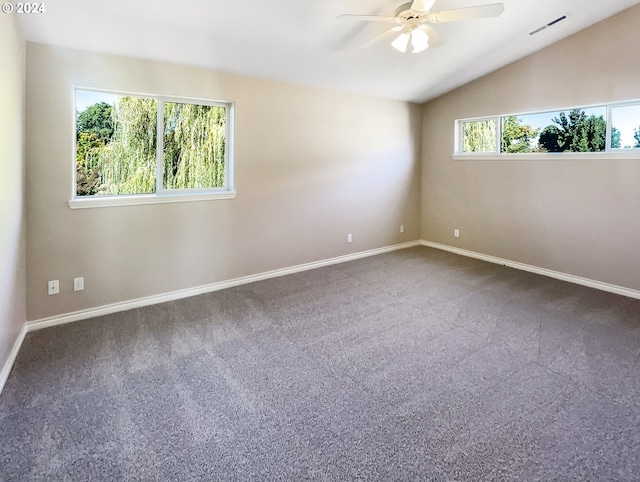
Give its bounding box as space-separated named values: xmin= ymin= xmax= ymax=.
xmin=529 ymin=14 xmax=568 ymax=35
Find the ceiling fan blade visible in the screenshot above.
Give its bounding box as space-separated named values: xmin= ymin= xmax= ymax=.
xmin=337 ymin=14 xmax=397 ymax=22
xmin=358 ymin=26 xmax=403 ymax=49
xmin=429 ymin=3 xmax=504 ymax=23
xmin=410 ymin=0 xmax=436 ymax=13
xmin=419 ymin=25 xmax=444 ymax=48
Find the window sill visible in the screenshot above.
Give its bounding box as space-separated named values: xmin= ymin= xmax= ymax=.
xmin=68 ymin=191 xmax=237 ymax=209
xmin=452 ymin=151 xmax=640 ymax=161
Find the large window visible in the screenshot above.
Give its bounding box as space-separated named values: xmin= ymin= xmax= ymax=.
xmin=72 ymin=88 xmax=234 ymax=207
xmin=456 ymin=100 xmax=640 ymax=157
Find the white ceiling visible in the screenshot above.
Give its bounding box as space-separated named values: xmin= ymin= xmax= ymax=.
xmin=17 ymin=0 xmax=640 ymax=103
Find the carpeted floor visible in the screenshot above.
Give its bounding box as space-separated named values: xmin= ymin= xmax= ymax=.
xmin=2 ymin=246 xmax=640 ymax=480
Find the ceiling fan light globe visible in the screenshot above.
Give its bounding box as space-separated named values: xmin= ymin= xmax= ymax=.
xmin=410 ymin=29 xmax=429 ymax=53
xmin=391 ymin=32 xmax=411 ymax=52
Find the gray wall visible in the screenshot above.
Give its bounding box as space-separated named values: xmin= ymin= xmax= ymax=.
xmin=421 ymin=5 xmax=640 ymax=292
xmin=26 ymin=43 xmax=421 ymax=320
xmin=0 ymin=15 xmax=27 ymax=372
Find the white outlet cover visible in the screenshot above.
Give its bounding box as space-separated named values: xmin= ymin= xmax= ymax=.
xmin=74 ymin=277 xmax=84 ymax=291
xmin=48 ymin=280 xmax=59 ymax=295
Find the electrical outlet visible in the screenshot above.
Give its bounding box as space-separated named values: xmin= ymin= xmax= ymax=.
xmin=347 ymin=233 xmax=353 ymax=243
xmin=74 ymin=277 xmax=84 ymax=292
xmin=454 ymin=229 xmax=460 ymax=238
xmin=400 ymin=225 xmax=405 ymax=233
xmin=48 ymin=280 xmax=59 ymax=295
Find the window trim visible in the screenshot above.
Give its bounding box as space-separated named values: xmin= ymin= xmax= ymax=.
xmin=70 ymin=87 xmax=235 ymax=209
xmin=454 ymin=99 xmax=640 ymax=160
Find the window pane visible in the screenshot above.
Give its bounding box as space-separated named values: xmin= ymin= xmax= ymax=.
xmin=163 ymin=102 xmax=226 ymax=190
xmin=462 ymin=120 xmax=496 ymax=153
xmin=611 ymin=104 xmax=640 ymax=149
xmin=526 ymin=107 xmax=606 ymax=153
xmin=75 ymin=91 xmax=157 ymax=196
xmin=501 ymin=116 xmax=540 ymax=153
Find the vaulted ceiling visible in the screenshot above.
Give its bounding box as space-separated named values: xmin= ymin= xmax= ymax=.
xmin=17 ymin=0 xmax=640 ymax=103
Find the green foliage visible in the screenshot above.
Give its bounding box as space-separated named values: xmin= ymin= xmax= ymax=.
xmin=76 ymin=102 xmax=114 ymax=142
xmin=463 ymin=120 xmax=495 ymax=152
xmin=581 ymin=115 xmax=607 ymax=151
xmin=501 ymin=116 xmax=539 ymax=153
xmin=538 ymin=109 xmax=606 ymax=152
xmin=76 ymin=96 xmax=227 ymax=196
xmin=75 ymin=132 xmax=105 ymax=195
xmin=97 ymin=97 xmax=158 ymax=195
xmin=634 ymin=127 xmax=640 ymax=148
xmin=163 ymin=103 xmax=226 ymax=190
xmin=538 ymin=125 xmax=562 ymax=152
xmin=611 ymin=126 xmax=621 ymax=149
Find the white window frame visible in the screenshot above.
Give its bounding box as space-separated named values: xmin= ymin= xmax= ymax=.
xmin=456 ymin=116 xmax=500 ymax=156
xmin=608 ymin=101 xmax=640 ymax=152
xmin=454 ymin=99 xmax=640 ymax=160
xmin=69 ymin=87 xmax=235 ymax=209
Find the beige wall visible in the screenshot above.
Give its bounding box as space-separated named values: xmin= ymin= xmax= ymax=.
xmin=26 ymin=43 xmax=421 ymax=320
xmin=421 ymin=5 xmax=640 ymax=291
xmin=0 ymin=15 xmax=27 ymax=370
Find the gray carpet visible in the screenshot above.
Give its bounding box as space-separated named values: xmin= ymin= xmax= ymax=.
xmin=2 ymin=246 xmax=640 ymax=481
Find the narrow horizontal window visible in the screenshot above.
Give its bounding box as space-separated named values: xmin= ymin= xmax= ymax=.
xmin=72 ymin=88 xmax=234 ymax=207
xmin=455 ymin=100 xmax=640 ymax=158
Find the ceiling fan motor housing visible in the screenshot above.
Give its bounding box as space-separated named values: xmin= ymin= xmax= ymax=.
xmin=395 ymin=2 xmax=426 ymax=18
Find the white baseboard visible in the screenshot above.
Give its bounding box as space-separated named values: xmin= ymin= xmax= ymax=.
xmin=0 ymin=323 xmax=27 ymax=396
xmin=421 ymin=240 xmax=640 ymax=300
xmin=26 ymin=240 xmax=422 ymax=332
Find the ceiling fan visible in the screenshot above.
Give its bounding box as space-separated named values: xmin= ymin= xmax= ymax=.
xmin=338 ymin=0 xmax=505 ymax=53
